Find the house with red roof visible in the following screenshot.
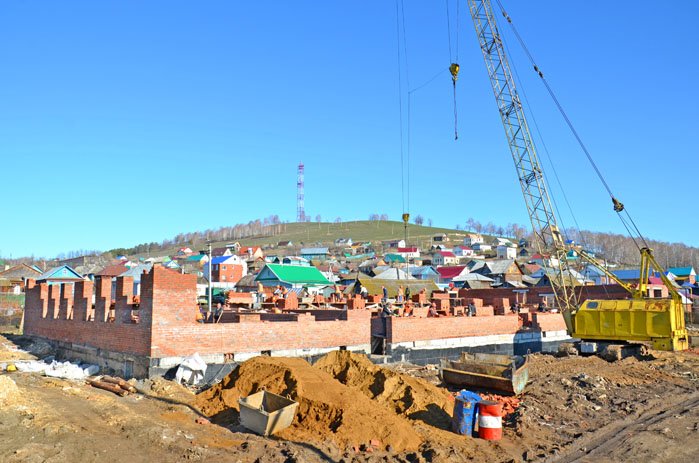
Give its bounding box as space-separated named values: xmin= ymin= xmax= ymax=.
xmin=239 ymin=246 xmax=264 ymax=261
xmin=436 ymin=265 xmax=468 ymax=284
xmin=396 ymin=247 xmax=420 ymax=259
xmin=453 ymin=246 xmax=474 ymax=258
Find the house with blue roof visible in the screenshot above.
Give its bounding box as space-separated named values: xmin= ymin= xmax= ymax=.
xmin=36 ymin=265 xmax=84 ymax=284
xmin=300 ymin=247 xmax=329 ymax=262
xmin=410 ymin=266 xmax=439 ymax=282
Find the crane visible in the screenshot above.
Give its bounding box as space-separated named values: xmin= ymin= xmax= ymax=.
xmin=465 ymin=0 xmax=688 ymax=353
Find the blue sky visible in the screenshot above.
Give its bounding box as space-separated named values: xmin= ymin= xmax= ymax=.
xmin=1 ymin=1 xmax=697 ymax=258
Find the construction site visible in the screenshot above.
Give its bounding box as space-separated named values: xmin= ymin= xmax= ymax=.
xmin=2 ymin=0 xmax=698 ymax=462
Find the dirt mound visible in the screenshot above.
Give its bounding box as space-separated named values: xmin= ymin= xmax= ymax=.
xmin=195 ymin=356 xmax=423 ymax=452
xmin=314 ymin=351 xmax=455 ymax=429
xmin=0 ymin=376 xmax=21 ymax=407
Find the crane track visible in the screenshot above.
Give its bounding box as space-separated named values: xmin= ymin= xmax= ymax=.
xmin=547 ymin=392 xmax=699 ymax=463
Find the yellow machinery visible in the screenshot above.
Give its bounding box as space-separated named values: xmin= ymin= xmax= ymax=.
xmin=572 ymin=248 xmax=689 ymax=351
xmin=466 ymin=0 xmax=689 ymax=352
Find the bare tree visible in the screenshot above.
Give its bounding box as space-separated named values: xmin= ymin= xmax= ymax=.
xmin=414 ymin=215 xmax=424 ymax=225
xmin=315 ymin=214 xmax=322 ymax=222
xmin=428 ymin=218 xmax=433 ymax=227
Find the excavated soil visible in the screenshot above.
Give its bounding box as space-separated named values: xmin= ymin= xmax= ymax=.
xmin=195 ymin=355 xmax=424 ymax=453
xmin=314 ymin=350 xmax=455 ymax=429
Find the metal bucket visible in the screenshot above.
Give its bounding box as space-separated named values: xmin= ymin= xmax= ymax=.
xmin=239 ymin=390 xmax=299 ymax=436
xmin=452 ymin=390 xmax=482 ymax=436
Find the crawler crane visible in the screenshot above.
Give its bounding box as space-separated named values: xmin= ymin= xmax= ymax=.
xmin=465 ymin=0 xmax=688 ymax=353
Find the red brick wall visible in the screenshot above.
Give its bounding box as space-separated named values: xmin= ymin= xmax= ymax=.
xmin=24 ymin=280 xmax=151 ymax=356
xmin=383 ymin=314 xmax=520 ymax=343
xmin=531 ymin=313 xmax=567 ymax=332
xmin=24 ymin=266 xmax=373 ymax=360
xmin=213 ymin=263 xmax=245 ymax=284
xmin=463 ymin=285 xmax=631 ymax=307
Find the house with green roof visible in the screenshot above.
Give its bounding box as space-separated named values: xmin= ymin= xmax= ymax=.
xmin=255 ymin=263 xmax=331 ymax=289
xmin=667 ymin=266 xmax=696 ymax=285
xmin=384 ymin=253 xmax=406 ymax=264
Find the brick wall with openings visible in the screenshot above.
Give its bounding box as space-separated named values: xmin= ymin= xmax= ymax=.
xmin=25 ymin=267 xmax=372 ymax=360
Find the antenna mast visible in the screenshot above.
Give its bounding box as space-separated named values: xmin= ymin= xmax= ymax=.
xmin=296 ymin=162 xmax=305 ymax=222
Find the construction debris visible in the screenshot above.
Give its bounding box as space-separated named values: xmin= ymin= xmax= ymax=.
xmin=89 ymin=379 xmax=127 ymax=396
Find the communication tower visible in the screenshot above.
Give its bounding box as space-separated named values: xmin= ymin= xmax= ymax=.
xmin=296 ymin=162 xmax=305 ymax=222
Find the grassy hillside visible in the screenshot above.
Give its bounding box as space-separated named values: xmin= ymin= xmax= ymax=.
xmin=133 ymin=221 xmax=472 ymax=259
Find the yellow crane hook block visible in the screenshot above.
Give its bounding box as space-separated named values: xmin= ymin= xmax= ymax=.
xmin=450 ymin=63 xmax=460 ymax=83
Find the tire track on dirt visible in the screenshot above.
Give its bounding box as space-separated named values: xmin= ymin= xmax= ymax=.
xmin=548 ymin=392 xmax=699 ymax=463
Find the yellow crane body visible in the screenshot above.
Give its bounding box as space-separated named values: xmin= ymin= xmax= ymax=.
xmin=573 ymin=298 xmax=689 ymax=351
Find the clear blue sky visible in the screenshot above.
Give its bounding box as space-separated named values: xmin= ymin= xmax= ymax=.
xmin=1 ymin=1 xmax=697 ymax=258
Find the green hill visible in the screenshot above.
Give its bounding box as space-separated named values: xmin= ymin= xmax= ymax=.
xmin=131 ymin=220 xmax=472 ymax=259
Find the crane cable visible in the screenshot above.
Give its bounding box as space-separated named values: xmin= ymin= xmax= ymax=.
xmin=446 ymin=0 xmax=459 ymax=140
xmin=494 ymin=0 xmax=649 ymax=250
xmin=396 ymin=0 xmax=406 ymax=216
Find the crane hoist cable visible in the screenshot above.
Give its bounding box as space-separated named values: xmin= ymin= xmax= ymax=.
xmin=396 ymin=0 xmax=412 ymax=221
xmin=446 ymin=0 xmax=460 ymax=140
xmin=494 ymin=0 xmax=649 ymax=249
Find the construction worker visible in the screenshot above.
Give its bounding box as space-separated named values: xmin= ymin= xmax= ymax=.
xmin=405 ymin=285 xmax=411 ymax=302
xmin=468 ymin=302 xmax=476 ymax=317
xmin=382 ymin=285 xmax=388 ymax=302
xmin=380 ymin=301 xmax=394 ymax=335
xmin=257 ymin=281 xmax=265 ymax=305
xmin=428 ymin=302 xmax=439 ymax=317
xmin=397 ymin=285 xmax=404 ymax=304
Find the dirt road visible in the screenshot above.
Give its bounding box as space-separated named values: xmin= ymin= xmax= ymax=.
xmin=1 ymin=333 xmax=699 ymax=462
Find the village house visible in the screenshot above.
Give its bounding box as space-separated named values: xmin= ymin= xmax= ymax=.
xmin=300 ymin=247 xmax=329 ymax=262
xmin=410 ymin=266 xmax=440 ymax=281
xmin=35 ymin=265 xmax=84 ymax=285
xmin=277 ymin=240 xmax=294 ymax=247
xmin=0 ymin=264 xmax=42 ymax=294
xmin=453 ymin=246 xmax=474 ymax=258
xmin=471 ymin=259 xmax=523 ymax=286
xmin=255 ymin=263 xmax=331 ymax=289
xmin=464 ymin=233 xmax=484 ymax=246
xmin=396 ymin=247 xmax=420 ymax=259
xmin=436 ymin=265 xmax=468 ymax=284
xmin=334 ymin=237 xmax=353 ymax=246
xmin=239 ymin=246 xmax=264 ymax=261
xmin=452 ymin=272 xmax=495 ymax=289
xmin=204 ymin=255 xmax=248 ymax=284
xmin=383 ymin=254 xmax=406 ymax=265
xmin=473 ymin=241 xmax=493 ymax=253
xmin=496 ymin=244 xmax=517 ymax=260
xmin=432 ymin=251 xmax=458 ymax=266
xmin=382 ymin=239 xmax=406 ymax=249
xmin=433 ymin=233 xmax=449 ymax=242
xmin=211 ymin=247 xmax=233 ymax=257
xmin=668 ymin=266 xmax=696 ymax=285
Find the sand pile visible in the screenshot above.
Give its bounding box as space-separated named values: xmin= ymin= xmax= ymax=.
xmin=315 ymin=351 xmax=454 ymax=429
xmin=195 ymin=356 xmax=423 ymax=452
xmin=0 ymin=376 xmax=21 ymax=407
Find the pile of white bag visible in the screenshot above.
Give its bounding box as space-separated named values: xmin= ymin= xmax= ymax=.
xmin=12 ymin=358 xmax=99 ymax=380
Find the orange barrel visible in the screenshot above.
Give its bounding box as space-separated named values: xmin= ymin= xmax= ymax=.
xmin=477 ymin=400 xmax=502 ymax=440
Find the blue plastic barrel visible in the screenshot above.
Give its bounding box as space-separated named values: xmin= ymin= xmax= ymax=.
xmin=452 ymin=390 xmax=482 ymax=436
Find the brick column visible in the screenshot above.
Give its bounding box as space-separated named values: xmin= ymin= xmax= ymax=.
xmin=48 ymin=284 xmax=61 ymax=319
xmin=58 ymin=283 xmax=74 ymax=319
xmin=73 ymin=280 xmax=93 ymax=321
xmin=115 ymin=276 xmax=134 ymax=324
xmin=94 ymin=277 xmax=112 ymax=322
